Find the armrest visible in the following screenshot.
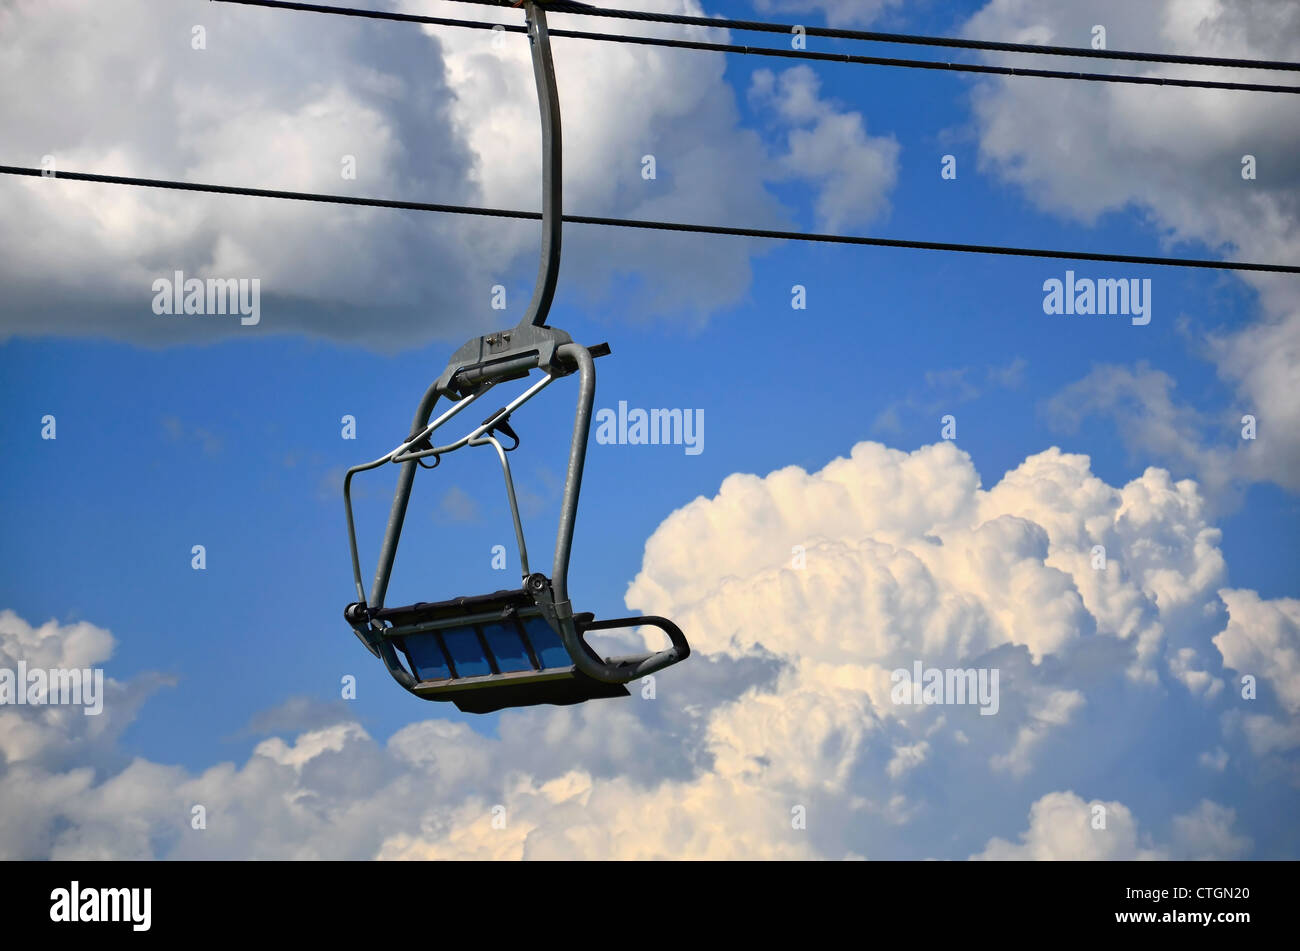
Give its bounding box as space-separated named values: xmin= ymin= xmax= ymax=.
xmin=568 ymin=614 xmax=691 ymax=682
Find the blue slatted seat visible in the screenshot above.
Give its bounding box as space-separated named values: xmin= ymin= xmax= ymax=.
xmin=372 ymin=586 xmax=632 ymax=714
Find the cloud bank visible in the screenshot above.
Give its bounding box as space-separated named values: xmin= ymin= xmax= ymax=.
xmin=0 ymin=0 xmax=899 ymax=347
xmin=2 ymin=439 xmax=1294 ymax=859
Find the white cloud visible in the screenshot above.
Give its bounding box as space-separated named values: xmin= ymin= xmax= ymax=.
xmin=0 ymin=0 xmax=481 ymax=346
xmin=1044 ymin=363 xmax=1243 ymax=503
xmin=3 ymin=437 xmax=1295 ymax=858
xmin=962 ymin=0 xmax=1300 ymax=495
xmin=1198 ymin=746 xmax=1228 ymax=771
xmin=971 ymin=791 xmax=1249 ymax=860
xmin=964 ymin=0 xmax=1300 ymax=263
xmin=0 ymin=610 xmax=170 ymax=773
xmin=1169 ymin=799 xmax=1252 ymax=860
xmin=991 ymin=688 xmax=1085 ymax=776
xmin=748 ymin=66 xmax=900 ymax=231
xmin=0 ymin=0 xmax=895 ymax=346
xmin=886 ymin=740 xmax=929 ymax=778
xmin=1170 ymin=646 xmax=1225 ymax=699
xmin=1214 ymin=588 xmax=1300 ymax=753
xmin=972 ymin=792 xmax=1162 ymax=860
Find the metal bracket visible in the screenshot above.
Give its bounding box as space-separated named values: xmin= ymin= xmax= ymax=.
xmin=433 ymin=323 xmax=575 ymax=398
xmin=424 ymin=2 xmax=568 ymax=401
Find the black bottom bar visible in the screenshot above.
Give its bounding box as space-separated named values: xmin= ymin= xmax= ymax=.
xmin=4 ymin=860 xmax=1288 ymax=939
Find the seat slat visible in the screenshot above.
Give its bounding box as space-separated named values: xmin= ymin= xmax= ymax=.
xmin=522 ymin=615 xmax=570 ymax=668
xmin=481 ymin=620 xmax=536 ymax=673
xmin=400 ymin=632 xmax=452 ymax=682
xmin=441 ymin=626 xmax=493 ymax=678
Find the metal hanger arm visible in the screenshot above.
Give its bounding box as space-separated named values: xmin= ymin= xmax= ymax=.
xmin=519 ymin=1 xmax=563 ymax=330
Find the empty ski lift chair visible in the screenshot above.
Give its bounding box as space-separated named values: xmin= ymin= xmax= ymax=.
xmin=342 ymin=2 xmax=689 ymax=714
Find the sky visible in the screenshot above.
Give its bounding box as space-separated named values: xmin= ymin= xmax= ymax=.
xmin=0 ymin=0 xmax=1297 ymax=859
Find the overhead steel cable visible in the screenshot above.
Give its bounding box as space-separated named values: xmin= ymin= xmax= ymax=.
xmin=437 ymin=0 xmax=1300 ymax=72
xmin=210 ymin=0 xmax=1300 ymax=95
xmin=4 ymin=165 xmax=1296 ymax=274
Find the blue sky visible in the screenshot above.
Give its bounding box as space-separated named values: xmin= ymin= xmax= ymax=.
xmin=0 ymin=0 xmax=1296 ymax=859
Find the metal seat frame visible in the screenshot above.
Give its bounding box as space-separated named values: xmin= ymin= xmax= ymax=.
xmin=341 ymin=2 xmax=688 ymax=710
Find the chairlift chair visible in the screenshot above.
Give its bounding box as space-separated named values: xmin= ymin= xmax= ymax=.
xmin=342 ymin=2 xmax=689 ymax=714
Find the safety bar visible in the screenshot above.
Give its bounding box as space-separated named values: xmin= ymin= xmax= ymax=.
xmin=343 ymin=359 xmax=561 ymax=607
xmin=343 ymin=385 xmax=489 ymax=605
xmin=393 ymin=371 xmax=554 ymax=463
xmin=469 ymin=431 xmax=532 ymax=581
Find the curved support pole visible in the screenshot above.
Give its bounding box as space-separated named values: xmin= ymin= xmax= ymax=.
xmin=518 ymin=1 xmax=563 ymax=330
xmin=378 ymin=640 xmax=418 ymax=690
xmin=345 ymin=387 xmax=488 ymax=607
xmin=536 ymin=343 xmax=690 ymax=684
xmin=550 ymin=342 xmax=594 ymax=604
xmin=369 ymin=378 xmax=444 ymax=610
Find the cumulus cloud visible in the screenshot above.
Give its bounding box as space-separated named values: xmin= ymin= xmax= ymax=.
xmin=961 ymin=0 xmax=1300 ymax=496
xmin=1 ymin=0 xmax=475 ymax=346
xmin=971 ymin=791 xmax=1249 ymax=860
xmin=239 ymin=695 xmax=359 ymax=738
xmin=972 ymin=792 xmax=1162 ymax=860
xmin=1213 ymin=589 xmax=1300 ymax=779
xmin=748 ymin=66 xmax=900 ymax=231
xmin=1044 ymin=363 xmax=1244 ymax=504
xmin=0 ymin=610 xmax=171 ymax=774
xmin=964 ymin=0 xmax=1300 ymax=264
xmin=0 ymin=0 xmax=895 ymax=346
xmin=2 ymin=439 xmax=1295 ymax=859
xmin=1215 ymin=588 xmax=1300 ymax=714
